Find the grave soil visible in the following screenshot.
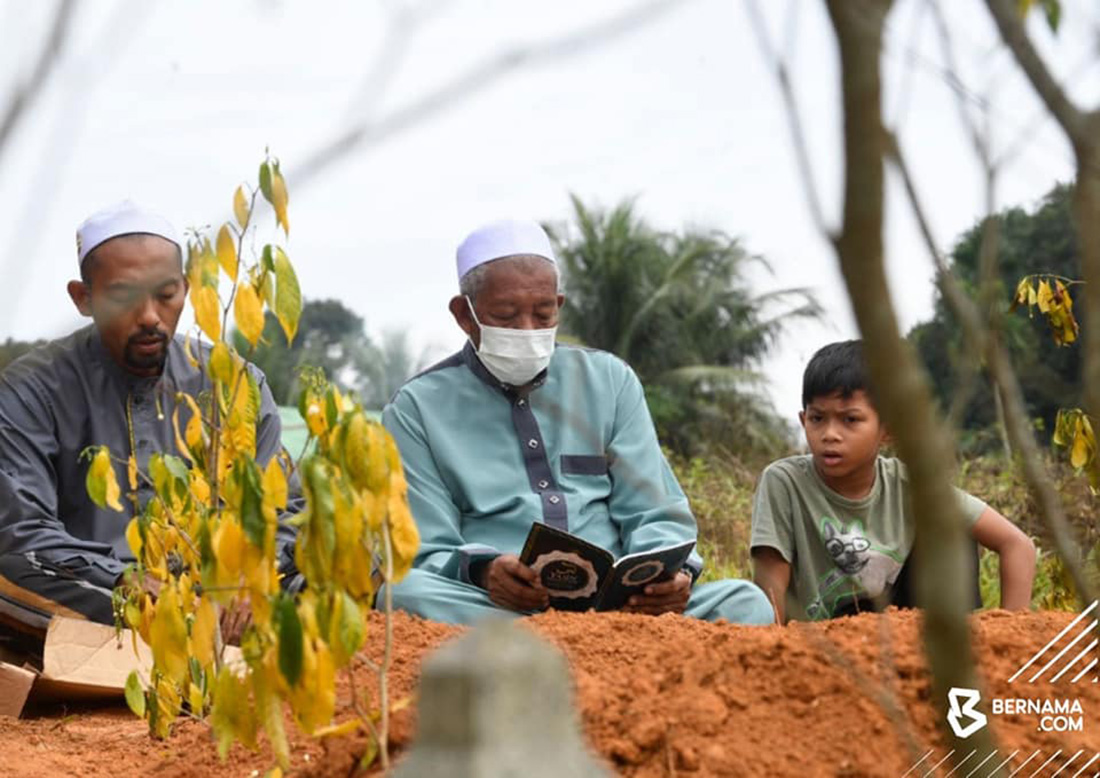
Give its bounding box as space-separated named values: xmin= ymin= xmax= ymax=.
xmin=1 ymin=608 xmax=1096 ymax=777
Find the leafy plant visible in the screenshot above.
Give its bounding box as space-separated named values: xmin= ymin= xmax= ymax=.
xmin=85 ymin=156 xmax=419 ymax=772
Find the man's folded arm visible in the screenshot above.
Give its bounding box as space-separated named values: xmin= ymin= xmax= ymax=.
xmin=382 ymin=396 xmax=499 ymax=584
xmin=0 ymin=404 xmax=126 ymax=591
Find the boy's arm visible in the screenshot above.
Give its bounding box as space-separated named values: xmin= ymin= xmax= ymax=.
xmin=970 ymin=506 xmax=1036 ymax=610
xmin=751 ymin=547 xmax=790 ymax=624
xmin=750 ymin=463 xmax=797 ymax=624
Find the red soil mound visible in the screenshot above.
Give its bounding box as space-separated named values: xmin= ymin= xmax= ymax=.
xmin=0 ymin=608 xmax=1095 ymax=777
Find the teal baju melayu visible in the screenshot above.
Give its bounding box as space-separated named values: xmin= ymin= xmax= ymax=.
xmin=381 ymin=342 xmax=773 ymax=626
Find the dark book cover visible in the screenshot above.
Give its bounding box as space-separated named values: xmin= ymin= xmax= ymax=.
xmin=519 ymin=523 xmax=614 ymax=611
xmin=519 ymin=523 xmax=695 ymax=612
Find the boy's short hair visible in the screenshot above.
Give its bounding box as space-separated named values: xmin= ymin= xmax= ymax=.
xmin=802 ymin=340 xmax=874 ymax=409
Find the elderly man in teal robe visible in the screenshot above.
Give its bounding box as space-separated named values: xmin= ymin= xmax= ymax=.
xmin=382 ymin=219 xmax=773 ymax=626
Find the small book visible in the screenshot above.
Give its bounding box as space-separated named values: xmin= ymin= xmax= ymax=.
xmin=518 ymin=522 xmax=696 ymax=612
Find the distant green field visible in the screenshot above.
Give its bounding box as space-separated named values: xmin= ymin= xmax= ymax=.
xmin=278 ymin=406 xmax=311 ymax=460
xmin=277 ymin=406 xmax=381 ymax=460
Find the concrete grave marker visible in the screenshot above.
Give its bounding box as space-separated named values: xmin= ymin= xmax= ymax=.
xmin=393 ymin=619 xmax=609 ymax=777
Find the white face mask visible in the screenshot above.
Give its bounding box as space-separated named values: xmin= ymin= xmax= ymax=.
xmin=465 ymin=296 xmax=557 ymax=386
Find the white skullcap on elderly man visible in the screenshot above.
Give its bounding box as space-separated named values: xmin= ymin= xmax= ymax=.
xmin=76 ymin=200 xmax=181 ymax=266
xmin=456 ymin=219 xmax=556 ymax=282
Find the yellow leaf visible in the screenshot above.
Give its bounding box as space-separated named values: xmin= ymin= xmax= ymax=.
xmin=1037 ymin=279 xmax=1053 ymax=313
xmin=1014 ymin=277 xmax=1030 ymax=307
xmin=216 ymin=225 xmax=238 ymax=282
xmin=209 ymin=341 xmax=234 ymax=385
xmin=272 ymin=170 xmax=289 ymax=235
xmin=153 ymin=675 xmax=181 ymax=738
xmin=102 ymin=451 xmax=123 ymax=510
xmin=125 ymin=518 xmax=143 ymax=559
xmin=233 ymin=185 xmax=249 ymax=230
xmin=214 ymin=518 xmax=245 ymax=588
xmin=1071 ymin=419 xmax=1090 ymax=469
xmin=313 ymin=718 xmax=361 ymax=738
xmin=192 ymin=285 xmax=222 ymax=342
xmin=234 ymin=283 xmax=264 ymax=347
xmin=183 ymin=333 xmax=199 ymax=369
xmin=263 ymin=458 xmax=288 ymax=512
xmin=191 ymin=471 xmax=210 ymax=504
xmin=255 ymin=670 xmax=291 ymax=769
xmin=186 ymin=411 xmax=203 ymax=453
xmin=387 ymin=496 xmax=420 ymax=582
xmin=306 ymin=402 xmax=326 ymax=437
xmin=191 ymin=597 xmax=217 ymax=669
xmin=211 ymin=666 xmax=257 ymax=757
xmin=1053 ymin=409 xmax=1068 ymax=447
xmin=273 ymin=248 xmax=301 ymax=343
xmin=188 ymin=684 xmax=205 ymax=717
xmin=1028 ymin=283 xmax=1038 ymax=307
xmin=150 ymin=585 xmax=189 ymax=684
xmin=291 ymin=640 xmax=334 ymax=734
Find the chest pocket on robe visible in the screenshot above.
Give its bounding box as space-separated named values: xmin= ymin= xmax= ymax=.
xmin=560 ymin=454 xmax=609 ymax=476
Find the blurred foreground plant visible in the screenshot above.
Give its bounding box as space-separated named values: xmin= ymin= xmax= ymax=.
xmin=87 ymin=156 xmax=418 ymax=772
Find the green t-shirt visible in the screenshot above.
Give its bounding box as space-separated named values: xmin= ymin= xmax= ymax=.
xmin=750 ymin=455 xmax=987 ymax=620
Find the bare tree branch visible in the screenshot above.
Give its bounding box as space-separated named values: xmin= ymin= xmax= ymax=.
xmin=985 ymin=0 xmax=1100 ymax=473
xmin=926 ymin=0 xmax=992 ymax=169
xmin=290 ymin=0 xmax=685 ymax=190
xmin=886 ymin=132 xmax=1096 ymax=607
xmin=984 ymin=0 xmax=1096 ymax=145
xmin=0 ymin=0 xmax=75 ymax=163
xmin=744 ymin=0 xmax=832 ymax=237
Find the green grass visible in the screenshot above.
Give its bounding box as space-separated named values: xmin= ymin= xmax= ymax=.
xmin=676 ymin=450 xmax=1097 ymax=610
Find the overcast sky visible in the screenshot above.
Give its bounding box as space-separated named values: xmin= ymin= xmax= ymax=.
xmin=0 ymin=0 xmax=1095 ymax=418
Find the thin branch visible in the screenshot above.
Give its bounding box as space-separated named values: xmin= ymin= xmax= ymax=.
xmin=290 ymin=0 xmax=684 ymax=190
xmin=983 ymin=0 xmax=1093 ymax=146
xmin=744 ymin=0 xmax=831 ymax=237
xmin=796 ymin=618 xmax=926 ymax=769
xmin=0 ymin=0 xmax=75 ymax=162
xmin=926 ymin=0 xmax=992 ymax=169
xmin=886 ymin=131 xmax=1095 ymax=606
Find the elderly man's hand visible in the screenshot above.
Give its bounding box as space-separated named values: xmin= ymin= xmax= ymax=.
xmin=478 ymin=554 xmax=549 ymax=613
xmin=219 ymin=599 xmax=252 ymax=646
xmin=622 ymin=571 xmax=692 ymax=616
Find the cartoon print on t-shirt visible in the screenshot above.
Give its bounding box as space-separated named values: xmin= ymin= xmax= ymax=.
xmin=821 ymin=519 xmax=902 ymax=598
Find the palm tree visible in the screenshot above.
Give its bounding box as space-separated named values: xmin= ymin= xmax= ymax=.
xmin=356 ymin=329 xmax=434 ymax=409
xmin=546 ymin=196 xmax=821 ymax=459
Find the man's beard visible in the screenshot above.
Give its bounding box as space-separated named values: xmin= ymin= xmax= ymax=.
xmin=123 ymin=329 xmax=169 ymax=372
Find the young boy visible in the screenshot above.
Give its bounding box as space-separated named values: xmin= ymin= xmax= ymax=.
xmin=751 ymin=340 xmax=1036 ymax=623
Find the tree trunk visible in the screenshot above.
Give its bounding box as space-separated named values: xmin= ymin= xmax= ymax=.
xmin=823 ymin=0 xmax=997 ymax=760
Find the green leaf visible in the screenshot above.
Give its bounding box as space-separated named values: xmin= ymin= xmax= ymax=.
xmin=124 ymin=670 xmax=146 ymax=718
xmin=305 ymin=456 xmax=336 ymax=562
xmin=1041 ymin=0 xmax=1061 ymax=32
xmin=259 ymin=162 xmax=274 ymax=204
xmin=359 ymin=736 xmax=380 ymax=769
xmin=325 ymin=386 xmax=339 ymax=430
xmin=337 ymin=591 xmax=364 ymax=659
xmin=274 ymin=595 xmax=304 ymax=687
xmin=237 ymin=455 xmax=266 ymax=548
xmin=273 ymin=247 xmax=301 ymax=344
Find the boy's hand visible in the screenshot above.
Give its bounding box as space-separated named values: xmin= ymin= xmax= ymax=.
xmin=478 ymin=554 xmax=550 ymax=612
xmin=623 ymin=571 xmax=692 ymax=615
